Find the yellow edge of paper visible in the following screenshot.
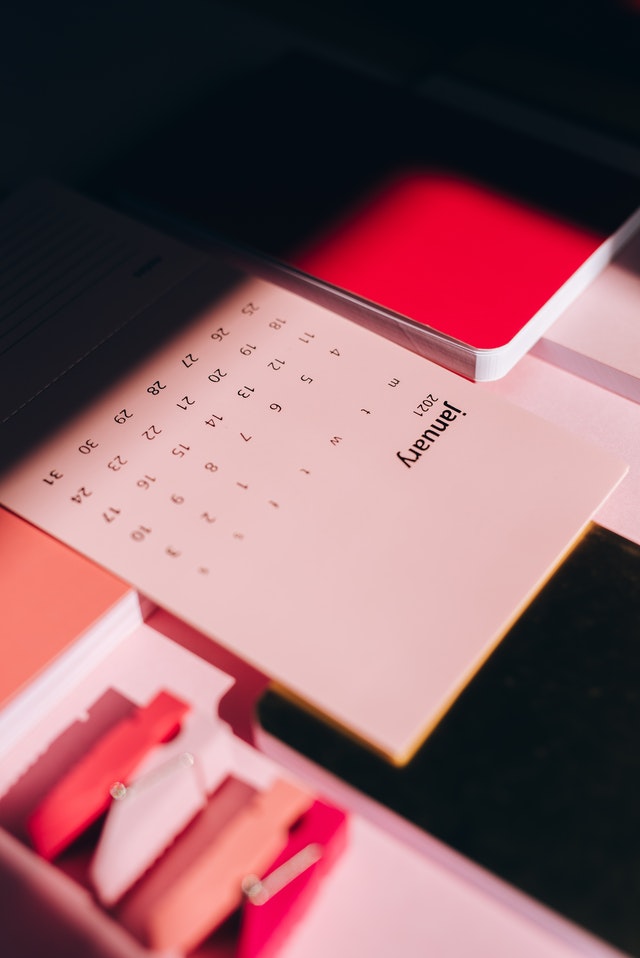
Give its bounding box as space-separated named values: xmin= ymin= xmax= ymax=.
xmin=270 ymin=521 xmax=596 ymax=768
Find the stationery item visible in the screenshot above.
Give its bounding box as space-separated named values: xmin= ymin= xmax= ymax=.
xmin=117 ymin=777 xmax=313 ymax=953
xmin=0 ymin=179 xmax=204 ymax=425
xmin=27 ymin=691 xmax=189 ymax=860
xmin=0 ymin=620 xmax=236 ymax=801
xmin=0 ymin=182 xmax=629 ymax=763
xmin=90 ymin=707 xmax=237 ymax=905
xmin=0 ymin=507 xmax=123 ymax=706
xmin=292 ymin=168 xmax=623 ymax=377
xmin=480 ymin=351 xmax=640 ymax=548
xmin=109 ymin=52 xmax=640 ymax=381
xmin=0 ymin=507 xmax=138 ymax=730
xmin=256 ymin=524 xmax=640 ymax=958
xmin=534 ymin=220 xmax=640 ymax=403
xmin=1 ymin=621 xmax=348 ymax=958
xmin=238 ymin=799 xmax=348 ymax=958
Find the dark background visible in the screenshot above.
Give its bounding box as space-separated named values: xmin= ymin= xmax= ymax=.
xmin=2 ymin=0 xmax=640 ymax=200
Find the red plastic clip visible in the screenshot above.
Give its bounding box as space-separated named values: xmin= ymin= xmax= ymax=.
xmin=27 ymin=691 xmax=189 ymax=860
xmin=238 ymin=799 xmax=348 ymax=958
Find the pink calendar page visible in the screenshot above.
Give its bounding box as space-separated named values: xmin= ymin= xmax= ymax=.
xmin=0 ymin=187 xmax=628 ymax=762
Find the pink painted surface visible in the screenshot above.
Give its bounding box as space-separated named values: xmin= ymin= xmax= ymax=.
xmin=482 ymin=353 xmax=640 ymax=546
xmin=537 ymin=226 xmax=640 ymax=402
